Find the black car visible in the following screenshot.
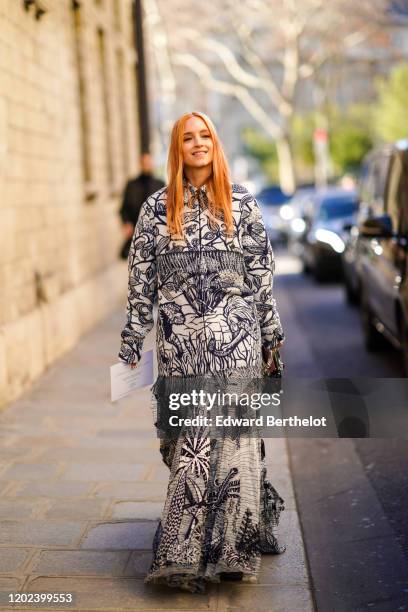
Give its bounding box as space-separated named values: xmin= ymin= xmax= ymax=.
xmin=353 ymin=140 xmax=408 ymax=373
xmin=342 ymin=148 xmax=391 ymax=304
xmin=300 ymin=188 xmax=359 ymax=281
xmin=342 ymin=222 xmax=362 ymax=304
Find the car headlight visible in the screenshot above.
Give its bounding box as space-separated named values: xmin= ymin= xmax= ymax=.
xmin=314 ymin=229 xmax=345 ymax=253
xmin=291 ymin=218 xmax=306 ymax=233
xmin=279 ymin=204 xmax=294 ymax=220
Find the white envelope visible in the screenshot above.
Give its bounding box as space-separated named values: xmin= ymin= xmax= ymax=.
xmin=110 ymin=350 xmax=154 ymax=402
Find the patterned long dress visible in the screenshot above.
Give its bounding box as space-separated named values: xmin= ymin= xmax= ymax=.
xmin=118 ymin=180 xmax=286 ymax=592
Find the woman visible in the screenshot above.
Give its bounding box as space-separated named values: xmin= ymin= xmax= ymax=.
xmin=118 ymin=112 xmax=286 ymax=592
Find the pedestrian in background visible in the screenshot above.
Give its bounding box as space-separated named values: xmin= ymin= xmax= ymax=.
xmin=119 ymin=153 xmax=165 ymax=259
xmin=118 ymin=111 xmax=286 ymax=592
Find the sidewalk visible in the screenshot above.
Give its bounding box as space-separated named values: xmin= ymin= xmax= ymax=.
xmin=0 ymin=306 xmax=314 ymax=611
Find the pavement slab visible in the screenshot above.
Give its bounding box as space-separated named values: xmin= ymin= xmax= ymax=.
xmin=0 ymin=306 xmax=313 ymax=611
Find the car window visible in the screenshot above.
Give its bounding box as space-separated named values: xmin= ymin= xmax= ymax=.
xmin=387 ymin=152 xmax=408 ymax=235
xmin=368 ymin=154 xmax=390 ymax=216
xmin=374 ymin=155 xmax=390 ymax=203
xmin=386 ymin=154 xmax=402 ymax=231
xmin=318 ymin=199 xmax=358 ymax=220
xmin=400 ymin=155 xmax=408 ymax=236
xmin=358 ymin=154 xmax=388 ymax=217
xmin=359 ymin=160 xmax=374 ymax=205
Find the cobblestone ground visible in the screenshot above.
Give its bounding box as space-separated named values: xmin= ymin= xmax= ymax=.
xmin=0 ymin=307 xmax=314 ymax=611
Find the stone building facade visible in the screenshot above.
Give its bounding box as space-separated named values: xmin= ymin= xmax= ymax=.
xmin=0 ymin=0 xmax=141 ymax=407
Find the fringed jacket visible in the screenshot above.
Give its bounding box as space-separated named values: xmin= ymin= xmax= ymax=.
xmin=118 ymin=181 xmax=285 ymax=377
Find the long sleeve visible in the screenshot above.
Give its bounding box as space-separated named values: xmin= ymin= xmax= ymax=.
xmin=241 ymin=192 xmax=285 ymax=349
xmin=118 ymin=198 xmax=158 ymax=364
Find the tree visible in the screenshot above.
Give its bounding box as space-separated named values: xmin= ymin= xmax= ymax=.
xmin=145 ymin=0 xmax=392 ymax=192
xmin=329 ymin=105 xmax=374 ymax=173
xmin=374 ymin=62 xmax=408 ymax=142
xmin=241 ymin=127 xmax=278 ymax=182
xmin=243 ymin=103 xmax=374 ymax=183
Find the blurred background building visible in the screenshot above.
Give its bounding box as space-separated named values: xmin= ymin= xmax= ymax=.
xmin=146 ymin=0 xmax=408 ymax=192
xmin=0 ymin=0 xmax=143 ymax=407
xmin=1 ymin=0 xmax=408 ymax=407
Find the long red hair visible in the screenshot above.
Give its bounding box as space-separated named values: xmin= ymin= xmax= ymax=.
xmin=166 ymin=112 xmax=233 ymax=238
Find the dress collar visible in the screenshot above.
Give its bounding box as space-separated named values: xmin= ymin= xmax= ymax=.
xmin=183 ymin=176 xmax=208 ymax=197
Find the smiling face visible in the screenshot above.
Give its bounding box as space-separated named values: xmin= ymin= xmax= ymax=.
xmin=182 ymin=115 xmax=214 ymax=172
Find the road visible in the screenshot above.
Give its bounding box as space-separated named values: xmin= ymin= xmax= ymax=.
xmin=274 ymin=249 xmax=404 ymax=378
xmin=274 ymin=248 xmax=408 ymax=611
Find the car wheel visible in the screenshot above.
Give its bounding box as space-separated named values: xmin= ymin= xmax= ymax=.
xmin=313 ymin=260 xmax=327 ymax=282
xmin=345 ymin=278 xmax=359 ymax=305
xmin=314 ymin=267 xmax=325 ymax=282
xmin=401 ymin=316 xmax=408 ymax=377
xmin=360 ymin=288 xmax=384 ymax=352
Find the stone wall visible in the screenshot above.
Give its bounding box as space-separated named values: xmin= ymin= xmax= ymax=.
xmin=0 ymin=0 xmax=141 ymax=407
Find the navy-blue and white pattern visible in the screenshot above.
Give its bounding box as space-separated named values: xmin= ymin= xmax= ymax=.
xmin=118 ymin=181 xmax=286 ymax=591
xmin=118 ymin=181 xmax=285 ymax=374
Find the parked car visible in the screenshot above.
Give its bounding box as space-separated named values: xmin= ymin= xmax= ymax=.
xmin=342 ymin=149 xmax=391 ymax=305
xmin=352 ymin=140 xmax=408 ymax=373
xmin=342 ymin=223 xmax=361 ymax=304
xmin=256 ymin=185 xmax=292 ymax=244
xmin=299 ymin=188 xmax=359 ymax=281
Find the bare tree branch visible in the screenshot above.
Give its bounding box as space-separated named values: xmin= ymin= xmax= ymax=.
xmin=176 ymin=28 xmax=292 ymax=114
xmin=146 ymin=0 xmax=395 ymax=192
xmin=172 ymin=52 xmax=283 ymax=139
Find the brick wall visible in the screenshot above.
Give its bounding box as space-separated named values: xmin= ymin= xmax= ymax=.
xmin=0 ymin=0 xmax=141 ymax=407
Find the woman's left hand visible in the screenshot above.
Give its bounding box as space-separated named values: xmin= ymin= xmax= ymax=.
xmin=265 ymin=341 xmax=284 ymax=355
xmin=262 ymin=342 xmax=284 ymax=375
